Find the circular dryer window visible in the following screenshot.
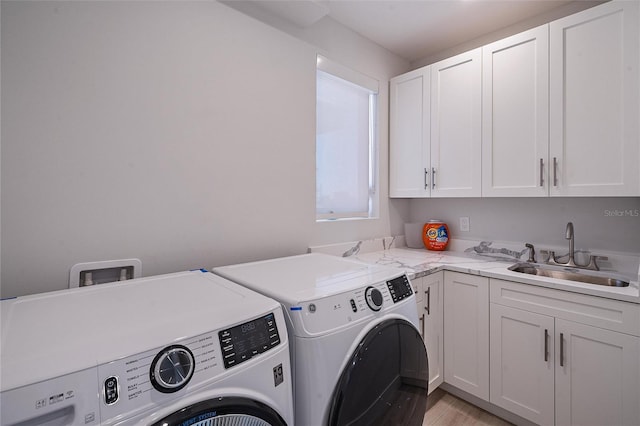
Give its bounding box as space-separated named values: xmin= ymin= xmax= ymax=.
xmin=151 ymin=397 xmax=287 ymax=426
xmin=328 ymin=318 xmax=429 ymax=426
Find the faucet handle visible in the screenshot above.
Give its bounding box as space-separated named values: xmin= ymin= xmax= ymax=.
xmin=585 ymin=255 xmax=608 ymax=271
xmin=525 ymin=243 xmax=536 ymax=263
xmin=539 ymin=249 xmax=551 ymax=263
xmin=585 ymin=256 xmax=600 ymax=271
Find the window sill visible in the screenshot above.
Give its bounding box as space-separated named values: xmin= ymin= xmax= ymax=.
xmin=316 ymin=216 xmax=379 ymax=223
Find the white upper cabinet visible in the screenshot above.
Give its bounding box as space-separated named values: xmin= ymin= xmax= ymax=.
xmin=390 ymin=67 xmax=431 ymax=198
xmin=482 ymin=26 xmax=549 ymax=197
xmin=390 ymin=0 xmax=639 ymax=198
xmin=550 ymin=0 xmax=640 ymax=196
xmin=430 ymin=48 xmax=482 ymax=197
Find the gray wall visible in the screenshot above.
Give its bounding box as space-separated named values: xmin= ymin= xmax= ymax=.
xmin=409 ymin=197 xmax=640 ymax=254
xmin=1 ymin=1 xmax=409 ymax=297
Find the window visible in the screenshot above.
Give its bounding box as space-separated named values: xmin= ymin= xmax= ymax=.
xmin=316 ymin=55 xmax=378 ymax=220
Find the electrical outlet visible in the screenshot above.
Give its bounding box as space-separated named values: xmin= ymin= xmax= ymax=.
xmin=459 ymin=217 xmax=470 ymax=232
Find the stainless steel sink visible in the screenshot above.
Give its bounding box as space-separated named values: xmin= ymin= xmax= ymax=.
xmin=508 ymin=263 xmax=630 ymax=287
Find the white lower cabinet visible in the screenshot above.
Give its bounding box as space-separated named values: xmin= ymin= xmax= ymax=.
xmin=489 ymin=278 xmax=640 ymax=426
xmin=555 ymin=319 xmax=640 ymax=426
xmin=490 ymin=303 xmax=556 ymax=425
xmin=419 ymin=272 xmax=444 ymax=394
xmin=443 ymin=271 xmax=489 ymax=400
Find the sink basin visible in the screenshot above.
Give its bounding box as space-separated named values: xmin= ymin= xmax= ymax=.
xmin=508 ymin=263 xmax=630 ymax=287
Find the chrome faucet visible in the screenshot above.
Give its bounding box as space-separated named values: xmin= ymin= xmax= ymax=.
xmin=565 ymin=222 xmax=576 ymax=265
xmin=525 ymin=243 xmax=536 ymax=263
xmin=547 ymin=222 xmax=602 ymax=271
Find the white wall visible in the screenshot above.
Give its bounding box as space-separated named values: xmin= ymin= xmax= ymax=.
xmin=409 ymin=197 xmax=640 ymax=254
xmin=1 ymin=1 xmax=410 ymax=297
xmin=220 ymin=1 xmax=412 ymax=243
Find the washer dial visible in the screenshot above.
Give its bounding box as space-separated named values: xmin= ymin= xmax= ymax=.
xmin=150 ymin=345 xmax=195 ymax=393
xmin=365 ymin=286 xmax=384 ymax=311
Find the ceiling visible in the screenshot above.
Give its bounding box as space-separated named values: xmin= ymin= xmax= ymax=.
xmin=228 ymin=0 xmax=603 ymax=63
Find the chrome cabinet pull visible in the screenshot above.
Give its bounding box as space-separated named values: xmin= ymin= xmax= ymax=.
xmin=559 ymin=332 xmax=564 ymax=366
xmin=424 ymin=168 xmax=429 ymax=190
xmin=539 ymin=158 xmax=544 ymax=187
xmin=431 ymin=167 xmax=436 ymax=189
xmin=424 ymin=287 xmax=431 ymax=315
xmin=553 ymin=157 xmax=558 ymax=187
xmin=544 ymin=329 xmax=549 ymax=362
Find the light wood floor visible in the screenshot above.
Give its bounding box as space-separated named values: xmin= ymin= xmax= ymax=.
xmin=423 ymin=389 xmax=513 ymax=426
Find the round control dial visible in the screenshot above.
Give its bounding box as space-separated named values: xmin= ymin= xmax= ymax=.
xmin=150 ymin=345 xmax=195 ymax=393
xmin=365 ymin=286 xmax=384 ymax=311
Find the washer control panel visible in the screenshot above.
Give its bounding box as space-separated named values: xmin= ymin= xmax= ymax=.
xmin=98 ymin=330 xmax=218 ymax=420
xmin=97 ymin=310 xmax=282 ymax=421
xmin=386 ymin=274 xmax=413 ymax=303
xmin=219 ymin=313 xmax=281 ymax=369
xmin=150 ymin=345 xmax=195 ymax=393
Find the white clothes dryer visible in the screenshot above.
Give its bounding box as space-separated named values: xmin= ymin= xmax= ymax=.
xmin=213 ymin=253 xmax=429 ymax=426
xmin=0 ymin=270 xmax=294 ymax=426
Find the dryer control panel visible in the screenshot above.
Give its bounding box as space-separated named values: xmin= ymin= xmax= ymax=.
xmin=386 ymin=275 xmax=413 ymax=303
xmin=292 ymin=274 xmax=415 ymax=336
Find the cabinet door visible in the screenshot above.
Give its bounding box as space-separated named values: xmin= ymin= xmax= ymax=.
xmin=555 ymin=319 xmax=640 ymax=426
xmin=413 ymin=276 xmax=424 ymax=337
xmin=430 ymin=49 xmax=482 ymax=197
xmin=482 ymin=26 xmax=549 ymax=197
xmin=390 ymin=67 xmax=431 ymax=198
xmin=422 ymin=272 xmax=444 ymax=394
xmin=550 ymin=0 xmax=640 ymax=196
xmin=443 ymin=271 xmax=489 ymax=400
xmin=490 ymin=304 xmax=555 ymax=425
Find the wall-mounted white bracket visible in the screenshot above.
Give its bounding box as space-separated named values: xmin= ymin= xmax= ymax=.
xmin=69 ymin=259 xmax=142 ymax=288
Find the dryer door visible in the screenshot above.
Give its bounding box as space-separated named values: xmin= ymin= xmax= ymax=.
xmin=328 ymin=318 xmax=428 ymax=426
xmin=150 ymin=396 xmax=287 ymax=426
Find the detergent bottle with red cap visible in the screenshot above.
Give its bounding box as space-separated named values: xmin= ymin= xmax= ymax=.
xmin=422 ymin=220 xmax=449 ymax=251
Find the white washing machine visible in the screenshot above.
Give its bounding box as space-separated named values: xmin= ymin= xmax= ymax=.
xmin=213 ymin=253 xmax=429 ymax=426
xmin=0 ymin=270 xmax=294 ymax=426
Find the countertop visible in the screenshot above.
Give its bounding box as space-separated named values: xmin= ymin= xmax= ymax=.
xmin=349 ymin=247 xmax=640 ymax=304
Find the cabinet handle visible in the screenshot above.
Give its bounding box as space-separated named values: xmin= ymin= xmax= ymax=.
xmin=539 ymin=158 xmax=544 ymax=187
xmin=544 ymin=329 xmax=549 ymax=362
xmin=553 ymin=157 xmax=558 ymax=187
xmin=424 ymin=287 xmax=431 ymax=315
xmin=559 ymin=332 xmax=564 ymax=367
xmin=424 ymin=168 xmax=429 ymax=190
xmin=419 ymin=314 xmax=425 ymax=332
xmin=431 ymin=167 xmax=436 ymax=189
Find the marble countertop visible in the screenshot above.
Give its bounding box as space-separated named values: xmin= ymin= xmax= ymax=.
xmin=349 ymin=247 xmax=640 ymax=304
